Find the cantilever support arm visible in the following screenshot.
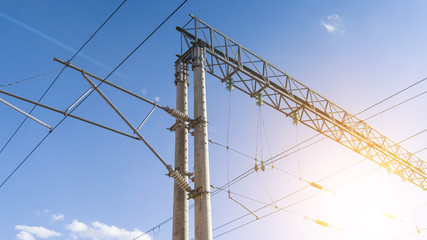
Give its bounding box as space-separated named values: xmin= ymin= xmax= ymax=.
xmin=53 ymin=57 xmax=192 ymax=123
xmin=81 ymin=72 xmax=173 ymax=170
xmin=0 ymin=90 xmax=138 ymax=140
xmin=0 ymin=97 xmax=52 ymax=132
xmin=52 ymin=58 xmax=192 ymax=192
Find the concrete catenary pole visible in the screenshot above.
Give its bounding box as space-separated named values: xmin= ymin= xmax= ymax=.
xmin=192 ymin=43 xmax=213 ymax=240
xmin=172 ymin=60 xmax=189 ymax=240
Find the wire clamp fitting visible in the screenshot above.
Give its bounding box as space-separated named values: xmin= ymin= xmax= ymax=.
xmin=188 ymin=116 xmax=207 ymax=129
xmin=167 ymin=120 xmax=186 ymax=132
xmin=188 ymin=186 xmax=210 ymax=199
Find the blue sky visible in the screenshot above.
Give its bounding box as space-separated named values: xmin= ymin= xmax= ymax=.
xmin=0 ymin=0 xmax=426 ymax=239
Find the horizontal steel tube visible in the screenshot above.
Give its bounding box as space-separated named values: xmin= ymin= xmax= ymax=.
xmin=0 ymin=90 xmax=138 ymax=140
xmin=54 ymin=58 xmax=168 ymax=111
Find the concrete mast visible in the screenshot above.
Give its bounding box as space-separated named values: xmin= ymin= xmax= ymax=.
xmin=172 ymin=60 xmax=190 ymax=240
xmin=192 ymin=43 xmax=213 ymax=240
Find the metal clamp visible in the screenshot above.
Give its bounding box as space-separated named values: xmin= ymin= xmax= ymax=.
xmin=187 ymin=116 xmax=207 ymax=129
xmin=188 ymin=186 xmax=210 ymax=199
xmin=167 ymin=121 xmax=186 ymax=132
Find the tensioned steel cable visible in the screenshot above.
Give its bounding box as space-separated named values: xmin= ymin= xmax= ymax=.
xmin=212 ymin=167 xmax=381 ymax=239
xmin=364 ymin=90 xmax=426 ymax=121
xmin=209 ymin=83 xmax=427 ymax=196
xmin=131 ymin=216 xmax=173 ymax=240
xmin=194 ymin=107 xmax=427 ymax=238
xmin=213 ymin=125 xmax=427 ymax=201
xmin=0 ymin=0 xmax=128 ymax=155
xmin=209 ymin=128 xmax=427 ymax=238
xmin=0 ymin=0 xmax=188 ymax=190
xmin=0 ymin=68 xmax=61 ymax=88
xmin=132 ymin=73 xmax=426 ymax=240
xmin=187 ymin=96 xmax=427 ymax=239
xmin=355 ymin=77 xmax=426 ymax=116
xmin=392 ymin=227 xmax=427 ymax=240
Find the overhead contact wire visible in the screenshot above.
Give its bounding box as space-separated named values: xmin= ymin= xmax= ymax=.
xmin=0 ymin=0 xmax=128 ymax=156
xmin=0 ymin=0 xmax=189 ymax=190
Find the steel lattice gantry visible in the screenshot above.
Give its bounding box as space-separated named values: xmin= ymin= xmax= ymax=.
xmin=176 ymin=14 xmax=426 ymax=190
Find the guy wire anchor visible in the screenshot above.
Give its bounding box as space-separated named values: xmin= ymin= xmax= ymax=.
xmin=0 ymin=98 xmax=52 ymax=132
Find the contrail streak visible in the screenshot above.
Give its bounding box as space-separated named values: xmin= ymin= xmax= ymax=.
xmin=0 ymin=11 xmax=116 ymax=74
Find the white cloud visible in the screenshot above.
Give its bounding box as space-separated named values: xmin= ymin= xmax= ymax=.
xmin=141 ymin=89 xmax=148 ymax=95
xmin=66 ymin=219 xmax=150 ymax=240
xmin=66 ymin=219 xmax=89 ymax=233
xmin=16 ymin=231 xmax=35 ymax=240
xmin=154 ymin=96 xmax=160 ymax=102
xmin=51 ymin=213 xmax=65 ymax=222
xmin=15 ymin=225 xmax=61 ymax=239
xmin=320 ymin=14 xmax=343 ymax=33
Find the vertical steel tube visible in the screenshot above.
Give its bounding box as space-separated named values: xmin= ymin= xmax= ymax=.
xmin=172 ymin=60 xmax=189 ymax=240
xmin=192 ymin=44 xmax=213 ymax=240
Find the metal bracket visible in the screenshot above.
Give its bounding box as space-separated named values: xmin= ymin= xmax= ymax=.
xmin=188 ymin=186 xmax=210 ymax=199
xmin=170 ymin=167 xmax=193 ymax=178
xmin=167 ymin=120 xmax=185 ymax=132
xmin=222 ymin=68 xmax=239 ymax=83
xmin=286 ymin=106 xmax=303 ymax=118
xmin=174 ymin=60 xmax=189 ymax=86
xmin=187 ymin=116 xmax=207 ymax=129
xmin=250 ymin=83 xmax=269 ymax=98
xmin=191 ymin=41 xmax=207 ymax=69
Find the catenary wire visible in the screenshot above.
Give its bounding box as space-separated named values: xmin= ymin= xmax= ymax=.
xmin=212 ymin=167 xmax=382 ymax=239
xmin=209 ymin=128 xmax=427 ymax=238
xmin=415 ymin=146 xmax=427 ymax=154
xmin=0 ymin=0 xmax=128 ymax=156
xmin=364 ymin=90 xmax=426 ymax=121
xmin=0 ymin=0 xmax=188 ymax=190
xmin=391 ymin=227 xmax=427 ymax=240
xmin=355 ymin=77 xmax=426 ymax=116
xmin=215 ymin=126 xmax=427 ymax=202
xmin=0 ymin=68 xmax=61 ymax=88
xmin=136 ymin=68 xmax=427 ymax=240
xmin=206 ymin=88 xmax=427 ymax=213
xmin=132 ymin=217 xmax=173 ymax=240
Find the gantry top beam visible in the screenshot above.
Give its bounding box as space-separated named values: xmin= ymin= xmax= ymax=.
xmin=176 ymin=14 xmax=426 ymax=190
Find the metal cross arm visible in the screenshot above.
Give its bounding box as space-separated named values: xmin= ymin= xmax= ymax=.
xmin=54 ymin=58 xmax=192 ymax=123
xmin=0 ymin=89 xmax=138 ymax=140
xmin=177 ymin=14 xmax=427 ymax=190
xmin=53 ymin=58 xmax=192 ymax=192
